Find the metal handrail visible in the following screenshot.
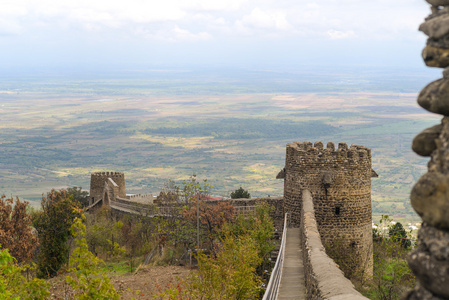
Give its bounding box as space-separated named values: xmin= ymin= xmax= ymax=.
xmin=262 ymin=212 xmax=289 ymax=300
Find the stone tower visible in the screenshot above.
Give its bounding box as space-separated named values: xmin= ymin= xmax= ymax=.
xmin=89 ymin=172 xmax=126 ymax=205
xmin=282 ymin=141 xmax=373 ymax=275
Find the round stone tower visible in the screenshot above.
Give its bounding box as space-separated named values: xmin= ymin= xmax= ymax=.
xmin=283 ymin=141 xmax=373 ymax=275
xmin=89 ymin=172 xmax=126 ymax=205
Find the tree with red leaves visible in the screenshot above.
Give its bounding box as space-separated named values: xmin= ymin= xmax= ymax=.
xmin=182 ymin=200 xmax=235 ymax=250
xmin=0 ymin=195 xmax=38 ymax=263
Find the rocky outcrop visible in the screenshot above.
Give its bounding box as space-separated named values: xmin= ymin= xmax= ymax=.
xmin=406 ymin=1 xmax=449 ymax=298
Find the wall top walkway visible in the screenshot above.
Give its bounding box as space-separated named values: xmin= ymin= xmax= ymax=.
xmin=277 ymin=227 xmax=306 ymax=299
xmin=301 ymin=190 xmax=368 ymax=300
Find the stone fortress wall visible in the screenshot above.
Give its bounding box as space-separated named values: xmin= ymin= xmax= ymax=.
xmin=87 ymin=140 xmax=374 ymax=295
xmin=200 ymin=197 xmax=284 ymax=231
xmin=88 ymin=172 xmax=284 ymax=230
xmin=126 ymin=194 xmax=154 ymax=203
xmin=282 ymin=141 xmax=373 ymax=277
xmin=300 ymin=190 xmax=368 ymax=299
xmin=89 ymin=172 xmax=126 ymax=206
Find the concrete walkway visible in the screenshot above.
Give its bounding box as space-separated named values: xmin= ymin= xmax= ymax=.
xmin=277 ymin=228 xmax=306 ymax=299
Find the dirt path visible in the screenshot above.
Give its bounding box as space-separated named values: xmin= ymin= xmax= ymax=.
xmin=48 ymin=265 xmax=193 ymax=300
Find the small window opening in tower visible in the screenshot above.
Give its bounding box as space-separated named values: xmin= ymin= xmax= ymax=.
xmin=335 ymin=206 xmax=340 ymax=215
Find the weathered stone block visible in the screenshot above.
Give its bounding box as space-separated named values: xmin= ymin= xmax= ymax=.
xmin=420 ymin=13 xmax=449 ymax=39
xmin=404 ymin=282 xmax=446 ymax=300
xmin=411 ymin=171 xmax=449 ymax=229
xmin=418 ymin=78 xmax=449 ymax=115
xmin=419 ymin=223 xmax=449 ymax=260
xmin=426 ymin=0 xmax=449 ymax=6
xmin=408 ymin=247 xmax=449 ymax=298
xmin=422 ymin=45 xmax=449 ymax=68
xmin=412 ymin=124 xmax=442 ymax=156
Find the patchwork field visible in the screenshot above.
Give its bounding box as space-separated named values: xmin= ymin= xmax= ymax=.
xmin=0 ymin=67 xmax=440 ymax=222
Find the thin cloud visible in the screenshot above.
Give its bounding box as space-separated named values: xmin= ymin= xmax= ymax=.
xmin=0 ymin=0 xmax=432 ymax=69
xmin=0 ymin=0 xmax=429 ymax=42
xmin=170 ymin=26 xmax=212 ymax=41
xmin=327 ymin=29 xmax=356 ymax=40
xmin=135 ymin=26 xmax=212 ymax=42
xmin=240 ymin=8 xmax=291 ymax=31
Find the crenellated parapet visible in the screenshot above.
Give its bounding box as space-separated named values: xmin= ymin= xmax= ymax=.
xmin=286 ymin=141 xmax=371 ymax=169
xmin=91 ymin=171 xmax=125 ymax=178
xmin=283 ymin=141 xmax=373 ymax=278
xmin=89 ymin=171 xmax=126 ymax=205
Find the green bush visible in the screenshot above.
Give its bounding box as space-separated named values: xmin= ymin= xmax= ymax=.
xmin=65 ymin=215 xmax=121 ymax=300
xmin=154 ymin=202 xmax=275 ymax=299
xmin=364 ymin=215 xmax=415 ymax=300
xmin=0 ymin=247 xmax=49 ymax=299
xmin=389 ymin=222 xmax=411 ymax=249
xmin=230 ymin=187 xmax=251 ymax=199
xmin=33 ymin=189 xmax=81 ymax=278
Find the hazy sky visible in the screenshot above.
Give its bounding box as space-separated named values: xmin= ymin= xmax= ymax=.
xmin=0 ymin=0 xmax=433 ymax=71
